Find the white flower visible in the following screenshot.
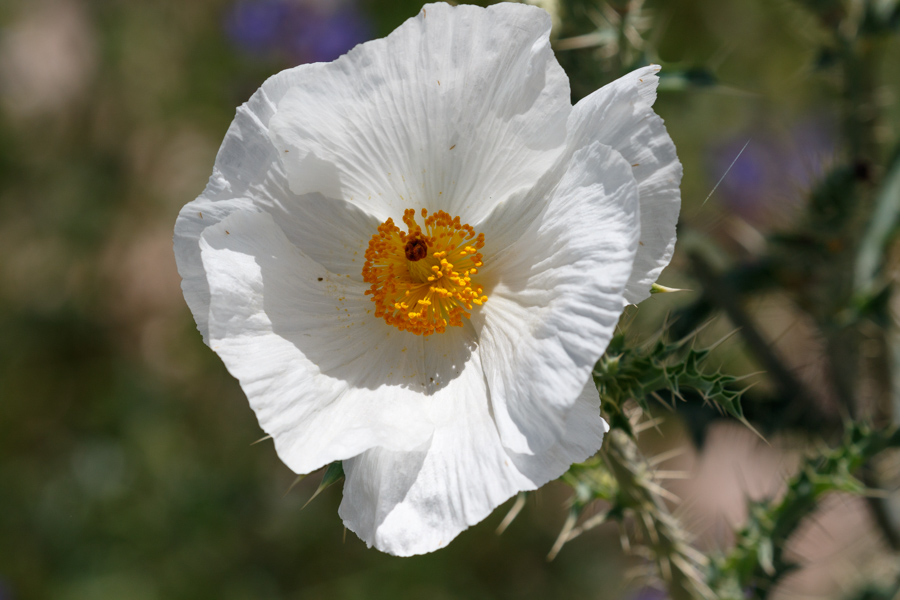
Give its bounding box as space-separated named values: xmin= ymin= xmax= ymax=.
xmin=174 ymin=2 xmax=681 ymax=556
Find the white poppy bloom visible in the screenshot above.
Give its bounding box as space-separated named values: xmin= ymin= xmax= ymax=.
xmin=174 ymin=1 xmax=681 ymax=556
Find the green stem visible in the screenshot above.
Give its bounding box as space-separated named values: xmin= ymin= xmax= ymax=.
xmin=603 ymin=430 xmax=714 ymax=600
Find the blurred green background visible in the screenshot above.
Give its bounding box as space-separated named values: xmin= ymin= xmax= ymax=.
xmin=1 ymin=0 xmax=898 ymax=599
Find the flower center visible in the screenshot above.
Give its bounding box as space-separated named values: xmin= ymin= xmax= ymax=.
xmin=362 ymin=208 xmax=488 ymax=336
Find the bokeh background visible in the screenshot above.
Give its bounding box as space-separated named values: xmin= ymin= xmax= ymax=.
xmin=1 ymin=0 xmax=898 ymax=599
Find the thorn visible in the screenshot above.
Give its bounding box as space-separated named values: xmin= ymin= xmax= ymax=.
xmin=642 ymin=512 xmax=660 ymax=545
xmin=283 ymin=473 xmax=308 ymax=497
xmin=678 ymin=319 xmax=716 ymax=345
xmin=731 ymin=370 xmax=766 ymax=383
xmin=620 ymin=530 xmax=632 ymax=553
xmin=626 ymin=404 xmax=646 ymax=426
xmin=706 ymin=327 xmax=743 ymax=353
xmin=653 ymin=470 xmax=692 ymax=480
xmin=623 ymin=564 xmax=657 ymax=582
xmin=644 ymin=480 xmax=682 ymax=504
xmin=621 ymin=304 xmax=641 ymax=330
xmin=648 ymin=446 xmax=689 ymax=467
xmin=639 ymin=311 xmax=676 ymax=352
xmin=658 ymin=554 xmax=673 ymax=582
xmin=547 ymin=510 xmax=578 ymax=561
xmin=496 ymin=493 xmax=527 ymax=535
xmin=671 ymin=554 xmax=716 ymax=597
xmin=738 ymin=416 xmax=768 ymax=445
xmin=680 ymin=542 xmax=711 ymax=566
xmin=672 ymin=496 xmax=698 ymax=521
xmin=634 ymin=416 xmax=666 ymax=434
xmin=651 ymin=390 xmax=677 ymax=412
xmin=704 ymin=138 xmax=751 ymax=205
xmin=565 ymin=510 xmax=610 ymax=543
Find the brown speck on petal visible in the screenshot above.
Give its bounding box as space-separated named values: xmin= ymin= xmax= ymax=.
xmin=449 ymin=144 xmax=456 ymax=150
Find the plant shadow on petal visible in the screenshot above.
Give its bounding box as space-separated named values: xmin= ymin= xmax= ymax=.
xmin=254 ymin=169 xmax=382 ymax=283
xmin=242 ymin=195 xmax=483 ymax=396
xmin=340 ymin=442 xmax=432 ymax=546
xmin=421 ymin=321 xmax=481 ymax=394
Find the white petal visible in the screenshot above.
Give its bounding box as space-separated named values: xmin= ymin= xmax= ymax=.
xmin=339 ymin=350 xmax=533 ymax=556
xmin=175 ymin=196 xmax=258 ymax=344
xmin=199 ymin=209 xmax=439 ymax=474
xmin=474 ymin=141 xmax=640 ymax=454
xmin=174 ymin=63 xmax=376 ymax=342
xmin=268 ymin=2 xmax=570 ymax=225
xmin=339 ymin=373 xmax=607 ymax=556
xmin=508 ymin=378 xmax=608 ymax=485
xmin=569 ymin=65 xmax=682 ymax=304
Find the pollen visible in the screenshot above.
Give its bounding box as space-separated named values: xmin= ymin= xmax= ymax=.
xmin=362 ymin=208 xmax=487 ymax=336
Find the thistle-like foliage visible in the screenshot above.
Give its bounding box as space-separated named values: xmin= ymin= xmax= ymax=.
xmin=594 ymin=330 xmax=751 ymax=438
xmin=561 ymin=361 xmax=900 ymax=599
xmin=557 ymin=322 xmax=900 ymax=599
xmin=559 ymin=429 xmax=716 ymax=600
xmin=552 ymin=331 xmax=752 ymax=596
xmin=708 ymin=423 xmax=900 ymax=599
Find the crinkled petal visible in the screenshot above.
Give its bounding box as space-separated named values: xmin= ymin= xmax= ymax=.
xmin=199 ymin=209 xmax=438 ymax=474
xmin=569 ymin=65 xmax=682 ymax=304
xmin=268 ymin=2 xmax=570 ymax=225
xmin=339 ymin=374 xmax=607 ymax=556
xmin=177 ymin=185 xmax=380 ymax=344
xmin=508 ymin=378 xmax=607 ymax=485
xmin=339 ymin=348 xmax=532 ymax=556
xmin=175 ymin=196 xmax=259 ymax=344
xmin=473 ymin=141 xmax=639 ymax=455
xmin=174 ymin=61 xmax=380 ymax=342
xmin=174 ymin=0 xmax=679 ymax=558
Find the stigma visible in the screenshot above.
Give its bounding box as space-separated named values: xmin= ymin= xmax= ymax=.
xmin=362 ymin=208 xmax=488 ymax=335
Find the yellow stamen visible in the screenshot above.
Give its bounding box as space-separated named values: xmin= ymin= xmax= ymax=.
xmin=361 ymin=208 xmax=488 ymax=335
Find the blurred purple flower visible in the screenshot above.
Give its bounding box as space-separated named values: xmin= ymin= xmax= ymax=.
xmin=225 ymin=0 xmax=370 ymax=64
xmin=294 ymin=9 xmax=370 ymax=63
xmin=706 ymin=118 xmax=836 ymax=225
xmin=630 ymin=587 xmax=668 ymax=600
xmin=226 ymin=0 xmax=290 ymax=53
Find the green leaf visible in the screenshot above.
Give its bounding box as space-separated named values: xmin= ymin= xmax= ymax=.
xmin=302 ymin=461 xmax=344 ymax=509
xmin=592 ymin=328 xmax=752 ymax=438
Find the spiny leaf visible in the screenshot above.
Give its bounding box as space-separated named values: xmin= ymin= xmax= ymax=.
xmin=302 ymin=461 xmax=344 ymax=509
xmin=708 ymin=422 xmax=900 ymax=598
xmin=593 ymin=330 xmax=754 ymax=436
